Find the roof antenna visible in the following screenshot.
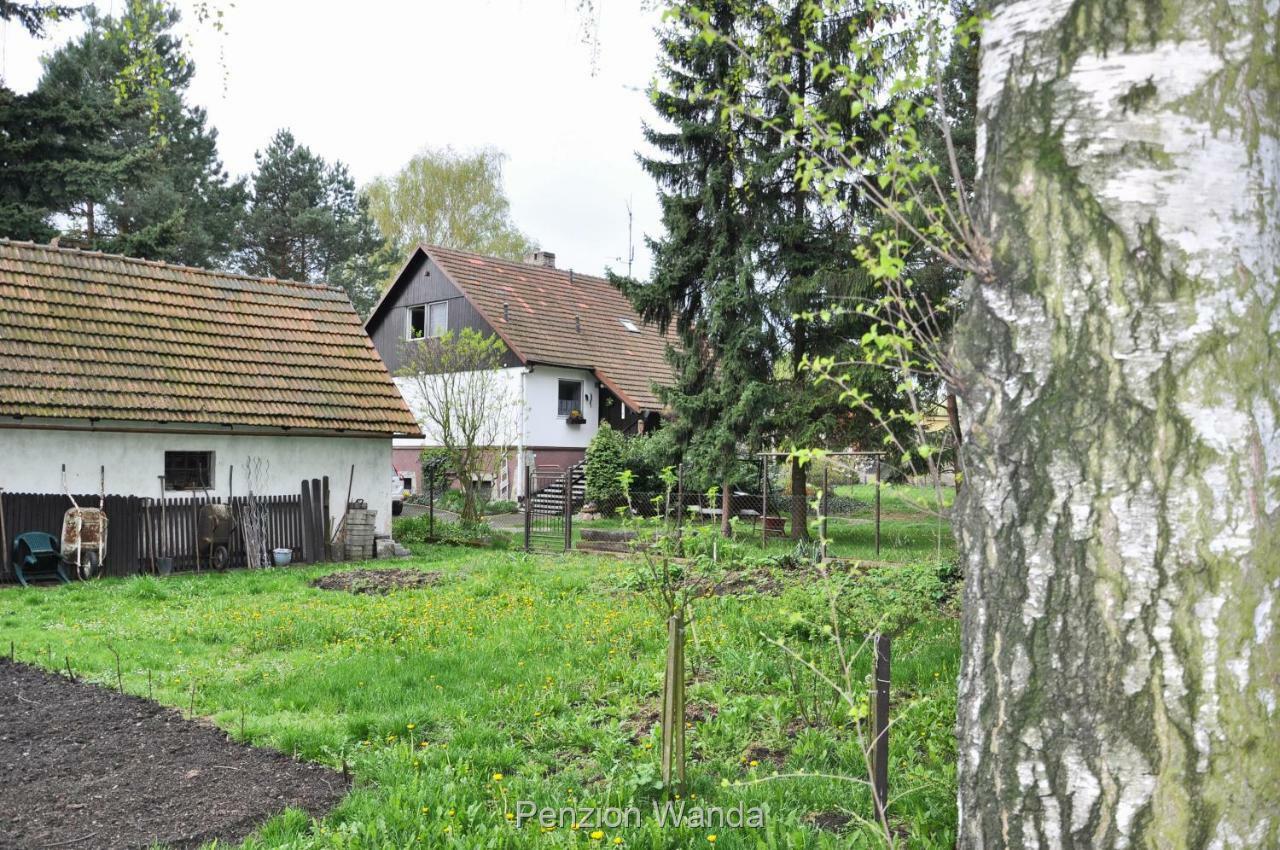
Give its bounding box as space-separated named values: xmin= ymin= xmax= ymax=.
xmin=615 ymin=198 xmax=635 ymax=277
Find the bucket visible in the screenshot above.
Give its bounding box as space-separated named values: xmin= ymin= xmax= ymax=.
xmin=156 ymin=557 xmax=174 ymax=576
xmin=272 ymin=548 xmax=292 ymax=567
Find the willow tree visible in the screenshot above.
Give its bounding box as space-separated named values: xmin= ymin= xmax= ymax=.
xmin=953 ymin=1 xmax=1278 ymax=846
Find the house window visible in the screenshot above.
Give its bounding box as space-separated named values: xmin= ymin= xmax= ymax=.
xmin=558 ymin=380 xmax=582 ymax=417
xmin=407 ymin=301 xmax=449 ymax=339
xmin=165 ymin=451 xmax=213 ymax=491
xmin=619 ymin=317 xmax=640 ymax=333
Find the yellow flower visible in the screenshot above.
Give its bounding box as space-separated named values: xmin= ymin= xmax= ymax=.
xmin=492 ymin=772 xmax=504 ymax=781
xmin=749 ymin=760 xmax=760 ymax=767
xmin=407 ymin=723 xmax=416 ymax=730
xmin=506 ymin=812 xmax=515 ymax=821
xmin=708 ymin=836 xmax=717 ymax=844
xmin=591 ymin=830 xmax=604 ymax=840
xmin=613 ymin=839 xmax=623 ymax=846
xmin=421 ymin=806 xmax=430 ymax=814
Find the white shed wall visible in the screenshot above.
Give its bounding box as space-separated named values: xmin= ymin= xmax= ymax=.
xmin=0 ymin=425 xmax=394 ymax=534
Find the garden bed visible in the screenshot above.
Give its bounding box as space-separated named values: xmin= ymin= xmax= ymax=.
xmin=0 ymin=659 xmax=344 ymax=849
xmin=311 ymin=567 xmax=443 ymax=594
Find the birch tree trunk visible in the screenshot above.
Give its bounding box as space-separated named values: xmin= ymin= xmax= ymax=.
xmin=954 ymin=1 xmax=1279 ymax=847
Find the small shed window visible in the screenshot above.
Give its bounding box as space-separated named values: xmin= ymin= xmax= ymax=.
xmin=618 ymin=318 xmax=639 ymax=333
xmin=407 ymin=301 xmax=449 ymax=339
xmin=558 ymin=380 xmax=582 ymax=417
xmin=165 ymin=451 xmax=213 ymax=491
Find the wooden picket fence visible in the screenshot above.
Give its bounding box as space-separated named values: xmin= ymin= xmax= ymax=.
xmin=0 ymin=490 xmax=319 ymax=582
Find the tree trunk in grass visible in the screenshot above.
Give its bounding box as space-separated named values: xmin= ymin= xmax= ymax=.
xmin=954 ymin=1 xmax=1278 ymax=847
xmin=790 ymin=458 xmax=809 ymax=541
xmin=721 ymin=479 xmax=732 ymax=538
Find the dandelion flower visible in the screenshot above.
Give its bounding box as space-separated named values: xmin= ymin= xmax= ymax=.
xmin=591 ymin=830 xmax=604 ymax=840
xmin=708 ymin=836 xmax=717 ymax=843
xmin=492 ymin=772 xmax=504 ymax=781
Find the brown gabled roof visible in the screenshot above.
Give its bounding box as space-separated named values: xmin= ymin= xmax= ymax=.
xmin=415 ymin=244 xmax=674 ymax=411
xmin=0 ymin=240 xmax=420 ymax=435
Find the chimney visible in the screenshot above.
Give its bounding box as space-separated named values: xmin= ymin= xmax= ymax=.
xmin=524 ymin=250 xmax=556 ymax=269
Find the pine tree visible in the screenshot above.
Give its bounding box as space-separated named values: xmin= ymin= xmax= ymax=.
xmin=239 ymin=129 xmax=390 ymax=313
xmin=620 ymin=0 xmax=774 ymax=534
xmin=35 ymin=0 xmax=246 ymax=267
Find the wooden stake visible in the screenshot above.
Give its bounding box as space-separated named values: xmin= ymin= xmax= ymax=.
xmin=64 ymin=655 xmax=74 ymax=681
xmin=660 ymin=611 xmax=686 ymax=791
xmin=148 ymin=668 xmax=153 ymax=700
xmin=871 ymin=634 xmax=891 ymax=821
xmin=108 ymin=645 xmax=122 ymax=693
xmin=874 ymin=457 xmax=882 ymax=557
xmin=189 ymin=681 xmax=197 ymax=718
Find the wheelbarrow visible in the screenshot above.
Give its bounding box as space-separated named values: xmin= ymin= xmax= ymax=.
xmin=62 ymin=504 xmax=108 ymax=580
xmin=60 ymin=463 xmax=107 ymax=580
xmin=11 ymin=532 xmax=70 ymax=587
xmin=198 ymin=503 xmax=237 ymax=571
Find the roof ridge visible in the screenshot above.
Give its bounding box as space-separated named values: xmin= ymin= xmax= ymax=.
xmin=0 ymin=238 xmax=349 ymax=296
xmin=421 ymin=242 xmax=615 ymax=284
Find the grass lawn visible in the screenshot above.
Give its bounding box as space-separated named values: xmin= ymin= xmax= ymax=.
xmin=0 ymin=543 xmax=959 ymax=848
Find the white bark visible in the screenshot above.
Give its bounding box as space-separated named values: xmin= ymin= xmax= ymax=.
xmin=955 ymin=0 xmax=1279 ymax=846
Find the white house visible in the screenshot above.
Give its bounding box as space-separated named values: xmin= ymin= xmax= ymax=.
xmin=364 ymin=245 xmax=673 ymax=498
xmin=0 ymin=239 xmax=420 ymax=535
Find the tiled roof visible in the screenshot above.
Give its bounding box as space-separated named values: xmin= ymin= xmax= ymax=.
xmin=420 ymin=245 xmax=674 ymax=411
xmin=0 ymin=240 xmax=420 ymax=435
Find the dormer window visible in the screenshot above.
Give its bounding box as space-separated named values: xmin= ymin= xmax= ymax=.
xmin=619 ymin=318 xmax=639 ymax=333
xmin=408 ymin=301 xmax=449 ymax=339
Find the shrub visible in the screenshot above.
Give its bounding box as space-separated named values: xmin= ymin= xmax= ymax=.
xmin=482 ymin=499 xmax=517 ymax=515
xmin=391 ymin=515 xmax=513 ymax=548
xmin=585 ymin=424 xmax=628 ymax=503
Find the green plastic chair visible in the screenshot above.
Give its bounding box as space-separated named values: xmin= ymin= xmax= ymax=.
xmin=12 ymin=532 xmax=69 ymax=587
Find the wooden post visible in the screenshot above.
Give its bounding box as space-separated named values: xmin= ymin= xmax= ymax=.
xmin=675 ymin=463 xmax=684 ymax=533
xmin=428 ymin=465 xmax=436 ymax=540
xmin=192 ymin=496 xmax=201 ymax=573
xmin=0 ymin=487 xmax=8 ymax=579
xmin=821 ymin=466 xmax=829 ymax=561
xmin=300 ymin=481 xmax=313 ymax=564
xmin=874 ymin=457 xmax=882 ymax=557
xmin=322 ymin=475 xmax=332 ymax=557
xmin=563 ymin=470 xmax=573 ymax=552
xmin=871 ymin=634 xmax=891 ymax=821
xmin=761 ymin=455 xmax=769 ymax=546
xmin=660 ymin=611 xmax=686 ymax=790
xmin=310 ymin=479 xmax=324 ymax=562
xmin=523 ymin=464 xmax=532 ymax=553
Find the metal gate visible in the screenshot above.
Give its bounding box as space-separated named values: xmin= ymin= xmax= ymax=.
xmin=524 ymin=466 xmax=572 ymax=552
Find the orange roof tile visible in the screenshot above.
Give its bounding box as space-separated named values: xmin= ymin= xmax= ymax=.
xmin=417 ymin=245 xmax=674 ymax=411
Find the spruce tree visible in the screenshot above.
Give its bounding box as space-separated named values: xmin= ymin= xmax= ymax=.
xmin=619 ymin=0 xmax=773 ymax=535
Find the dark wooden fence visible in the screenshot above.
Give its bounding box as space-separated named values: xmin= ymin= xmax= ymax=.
xmin=0 ymin=491 xmax=314 ymax=582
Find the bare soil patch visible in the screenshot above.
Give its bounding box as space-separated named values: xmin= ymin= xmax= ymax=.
xmin=806 ymin=810 xmax=854 ymax=832
xmin=685 ymin=569 xmax=783 ymax=598
xmin=622 ymin=700 xmax=720 ymax=742
xmin=0 ymin=659 xmax=343 ymax=850
xmin=311 ymin=567 xmax=442 ymax=594
xmin=742 ymin=742 xmax=788 ymax=769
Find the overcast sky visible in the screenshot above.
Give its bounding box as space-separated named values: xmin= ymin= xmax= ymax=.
xmin=1 ymin=0 xmax=664 ymax=279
